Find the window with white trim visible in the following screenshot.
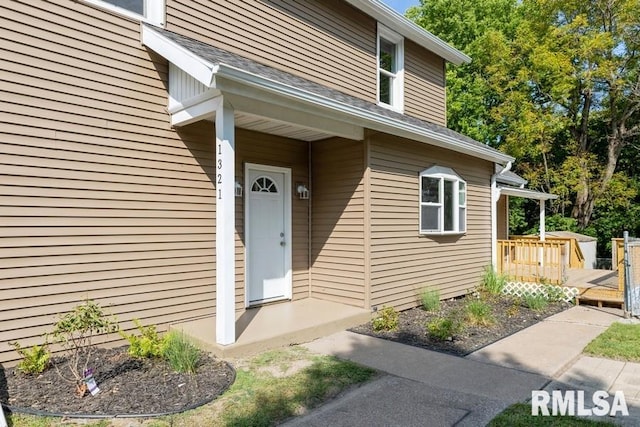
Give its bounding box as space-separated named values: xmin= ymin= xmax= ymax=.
xmin=377 ymin=24 xmax=404 ymax=112
xmin=419 ymin=166 xmax=466 ymax=234
xmin=83 ymin=0 xmax=165 ymax=26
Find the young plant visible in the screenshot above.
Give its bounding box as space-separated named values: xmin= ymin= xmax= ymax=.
xmin=120 ymin=319 xmax=164 ymax=358
xmin=523 ymin=293 xmax=549 ymax=311
xmin=426 ymin=314 xmax=463 ymax=341
xmin=10 ymin=342 xmax=51 ymax=375
xmin=161 ymin=330 xmax=201 ymax=374
xmin=50 ymin=299 xmax=119 ymax=391
xmin=465 ymin=300 xmax=495 ymax=326
xmin=480 ymin=266 xmax=507 ymax=295
xmin=420 ymin=287 xmax=440 ymax=312
xmin=372 ymin=306 xmax=399 ymax=332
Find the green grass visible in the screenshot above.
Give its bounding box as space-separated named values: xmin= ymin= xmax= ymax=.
xmin=583 ymin=322 xmax=640 ymax=362
xmin=6 ymin=346 xmax=376 ymax=427
xmin=523 ymin=293 xmax=549 ymax=311
xmin=488 ymin=403 xmax=615 ymax=426
xmin=480 ymin=266 xmax=507 ymax=295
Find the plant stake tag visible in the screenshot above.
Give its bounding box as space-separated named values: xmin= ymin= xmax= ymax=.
xmin=83 ymin=368 xmax=100 ymax=396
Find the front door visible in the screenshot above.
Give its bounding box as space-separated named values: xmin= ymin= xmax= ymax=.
xmin=245 ymin=164 xmax=292 ymax=305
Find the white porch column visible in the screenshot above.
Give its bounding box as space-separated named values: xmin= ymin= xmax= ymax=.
xmin=490 ymin=178 xmax=499 ymax=269
xmin=539 ymin=199 xmax=546 ymax=242
xmin=215 ymin=99 xmax=236 ymax=345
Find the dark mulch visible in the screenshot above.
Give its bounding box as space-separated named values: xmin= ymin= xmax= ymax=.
xmin=350 ymin=294 xmax=572 ymax=356
xmin=0 ymin=346 xmax=235 ymax=417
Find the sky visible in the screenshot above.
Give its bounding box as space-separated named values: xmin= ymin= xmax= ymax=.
xmin=381 ymin=0 xmax=420 ymax=15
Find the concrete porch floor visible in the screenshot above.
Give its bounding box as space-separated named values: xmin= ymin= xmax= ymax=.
xmin=170 ymin=298 xmax=372 ymax=359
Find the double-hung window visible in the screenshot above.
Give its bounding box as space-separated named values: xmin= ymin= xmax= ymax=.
xmin=419 ymin=166 xmax=466 ymax=234
xmin=377 ymin=24 xmax=404 ymax=112
xmin=83 ymin=0 xmax=165 ymax=26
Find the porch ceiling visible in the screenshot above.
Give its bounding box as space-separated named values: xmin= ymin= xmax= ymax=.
xmin=235 ymin=112 xmax=334 ymax=142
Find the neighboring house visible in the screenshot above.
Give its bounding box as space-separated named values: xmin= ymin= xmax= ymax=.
xmin=1 ymin=0 xmax=522 ymax=364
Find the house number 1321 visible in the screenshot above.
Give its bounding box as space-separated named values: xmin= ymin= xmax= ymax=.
xmin=217 ymin=143 xmax=222 ymax=199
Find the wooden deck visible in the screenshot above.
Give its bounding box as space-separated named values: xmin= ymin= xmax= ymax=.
xmin=566 ymin=268 xmax=624 ymax=308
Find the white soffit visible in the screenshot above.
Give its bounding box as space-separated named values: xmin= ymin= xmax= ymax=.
xmin=499 ymin=186 xmax=558 ymax=201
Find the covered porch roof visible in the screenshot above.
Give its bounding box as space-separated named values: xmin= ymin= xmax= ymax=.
xmin=498 ymin=185 xmax=558 ymax=201
xmin=141 ymin=25 xmax=513 ymax=165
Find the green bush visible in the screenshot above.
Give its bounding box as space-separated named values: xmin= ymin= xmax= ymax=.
xmin=420 ymin=287 xmax=441 ymax=312
xmin=372 ymin=306 xmax=399 ymax=332
xmin=162 ymin=330 xmax=201 ymax=374
xmin=465 ymin=300 xmax=494 ymax=326
xmin=120 ymin=319 xmax=164 ymax=358
xmin=480 ymin=266 xmax=507 ymax=295
xmin=10 ymin=342 xmax=51 ymax=375
xmin=543 ymin=284 xmax=566 ymax=302
xmin=426 ymin=314 xmax=463 ymax=341
xmin=50 ymin=299 xmax=119 ymax=385
xmin=523 ymin=293 xmax=549 ymax=311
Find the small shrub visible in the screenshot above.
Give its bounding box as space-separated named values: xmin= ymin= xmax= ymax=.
xmin=10 ymin=342 xmax=51 ymax=375
xmin=372 ymin=306 xmax=399 ymax=332
xmin=543 ymin=284 xmax=565 ymax=302
xmin=50 ymin=299 xmax=119 ymax=387
xmin=162 ymin=330 xmax=201 ymax=374
xmin=523 ymin=293 xmax=549 ymax=311
xmin=426 ymin=314 xmax=463 ymax=341
xmin=465 ymin=300 xmax=494 ymax=326
xmin=480 ymin=266 xmax=507 ymax=295
xmin=506 ymin=299 xmax=521 ymax=318
xmin=420 ymin=287 xmax=440 ymax=312
xmin=120 ymin=319 xmax=164 ymax=358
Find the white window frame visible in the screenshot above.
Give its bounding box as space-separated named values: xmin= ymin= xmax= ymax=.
xmin=82 ymin=0 xmax=165 ymax=26
xmin=419 ymin=166 xmax=467 ymax=235
xmin=377 ymin=23 xmax=404 ymax=112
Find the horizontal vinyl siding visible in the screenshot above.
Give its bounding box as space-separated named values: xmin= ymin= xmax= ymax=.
xmin=234 ymin=128 xmax=310 ymax=307
xmin=403 ymin=40 xmax=447 ymax=126
xmin=311 ymin=139 xmax=366 ymax=307
xmin=167 ymin=0 xmax=377 ymax=102
xmin=0 ymin=1 xmax=216 ymax=364
xmin=368 ymin=134 xmax=493 ymax=311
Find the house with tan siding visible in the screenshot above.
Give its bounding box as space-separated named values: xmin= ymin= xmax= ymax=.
xmin=1 ymin=0 xmax=527 ymax=364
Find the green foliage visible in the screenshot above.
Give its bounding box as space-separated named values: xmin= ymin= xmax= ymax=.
xmin=161 ymin=330 xmax=201 ymax=374
xmin=426 ymin=314 xmax=464 ymax=341
xmin=542 ymin=284 xmax=566 ymax=303
xmin=372 ymin=306 xmax=399 ymax=332
xmin=480 ymin=266 xmax=507 ymax=295
xmin=584 ymin=323 xmax=640 ymax=362
xmin=522 ymin=294 xmax=548 ymax=311
xmin=489 ymin=402 xmax=614 ymax=426
xmin=50 ymin=299 xmax=119 ymax=384
xmin=465 ymin=300 xmax=495 ymax=326
xmin=420 ymin=287 xmax=441 ymax=312
xmin=120 ymin=319 xmax=164 ymax=359
xmin=10 ymin=341 xmax=51 ymax=375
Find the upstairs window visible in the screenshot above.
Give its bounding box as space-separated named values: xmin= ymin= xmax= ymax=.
xmin=377 ymin=24 xmax=404 ymax=112
xmin=83 ymin=0 xmax=165 ymax=26
xmin=419 ymin=166 xmax=466 ymax=234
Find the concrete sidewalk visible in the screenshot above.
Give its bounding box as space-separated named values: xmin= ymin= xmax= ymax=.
xmin=283 ymin=305 xmax=640 ymax=427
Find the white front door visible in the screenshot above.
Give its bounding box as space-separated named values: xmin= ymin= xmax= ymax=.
xmin=245 ymin=164 xmax=292 ymax=305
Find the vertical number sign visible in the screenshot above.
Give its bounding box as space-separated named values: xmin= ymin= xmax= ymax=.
xmin=217 ymin=142 xmax=222 ymax=199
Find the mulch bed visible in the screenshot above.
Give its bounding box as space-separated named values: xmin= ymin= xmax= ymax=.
xmin=350 ymin=294 xmax=572 ymax=356
xmin=0 ymin=346 xmax=235 ymax=417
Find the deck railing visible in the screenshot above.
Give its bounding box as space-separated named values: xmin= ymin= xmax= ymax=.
xmin=497 ymin=239 xmax=569 ymax=284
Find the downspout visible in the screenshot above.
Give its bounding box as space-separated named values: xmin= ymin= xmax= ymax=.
xmin=491 ymin=161 xmax=512 ymax=270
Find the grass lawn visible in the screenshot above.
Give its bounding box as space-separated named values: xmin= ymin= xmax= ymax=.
xmin=5 ymin=346 xmax=376 ymax=427
xmin=488 ymin=403 xmax=615 ymax=426
xmin=583 ymin=322 xmax=640 ymax=362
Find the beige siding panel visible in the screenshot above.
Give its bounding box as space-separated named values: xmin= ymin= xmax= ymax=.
xmin=311 ymin=138 xmax=366 ymax=307
xmin=368 ymin=134 xmax=493 ymax=311
xmin=404 ymin=40 xmax=447 ymax=125
xmin=0 ymin=0 xmax=219 ymax=363
xmin=167 ymin=0 xmax=376 ymax=103
xmin=497 ymin=195 xmax=509 ymax=240
xmin=233 ymin=128 xmax=310 ymax=309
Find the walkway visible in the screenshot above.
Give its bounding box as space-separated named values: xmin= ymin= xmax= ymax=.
xmin=284 ymin=306 xmax=640 ymax=426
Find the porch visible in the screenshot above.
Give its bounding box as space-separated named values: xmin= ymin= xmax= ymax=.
xmin=170 ymin=298 xmax=371 ymax=358
xmin=496 ymin=237 xmax=624 ymax=308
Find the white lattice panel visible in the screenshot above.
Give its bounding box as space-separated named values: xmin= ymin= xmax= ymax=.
xmin=502 ymin=281 xmax=579 ymax=303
